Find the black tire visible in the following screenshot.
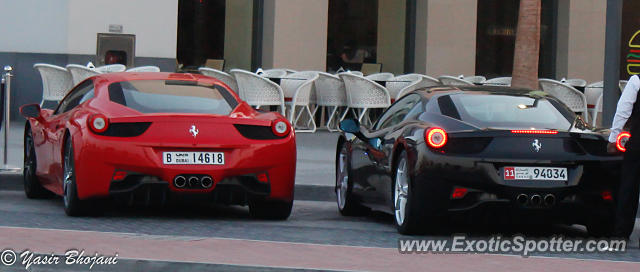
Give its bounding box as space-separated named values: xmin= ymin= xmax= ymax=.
xmin=62 ymin=137 xmax=90 ymax=216
xmin=587 ymin=216 xmax=616 ymax=237
xmin=335 ymin=142 xmax=368 ymax=216
xmin=392 ymin=151 xmax=427 ymax=235
xmin=23 ymin=126 xmax=52 ymax=199
xmin=249 ymin=199 xmax=293 ymax=220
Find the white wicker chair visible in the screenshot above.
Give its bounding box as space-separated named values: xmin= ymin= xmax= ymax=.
xmin=33 ymin=64 xmax=73 ymax=107
xmin=585 ymin=81 xmax=603 ymax=127
xmin=346 ymin=70 xmax=363 ymax=76
xmin=198 ymin=67 xmax=238 ymax=92
xmin=314 ymin=72 xmax=348 ymax=131
xmin=66 ymin=64 xmax=101 ymax=86
xmin=256 ymin=68 xmax=288 ymax=78
xmin=388 ymin=74 xmax=440 ymax=100
xmin=230 ymin=69 xmax=285 ymax=115
xmin=483 ymin=77 xmax=512 ymax=86
xmin=438 ymin=75 xmax=474 ymax=86
xmin=95 ymin=64 xmax=126 ymax=73
xmin=365 ymin=72 xmax=394 ymax=81
xmin=463 ymin=75 xmax=486 ymax=84
xmin=619 ymin=80 xmax=628 ymax=93
xmin=561 ymin=78 xmax=587 ymax=88
xmin=538 ymin=78 xmax=589 ymax=123
xmin=339 ymin=73 xmax=391 ymax=127
xmin=281 ymin=71 xmax=319 ymax=132
xmin=126 ymin=66 xmax=160 ymax=72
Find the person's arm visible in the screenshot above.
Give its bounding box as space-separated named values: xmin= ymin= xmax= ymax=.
xmin=609 ymin=75 xmax=640 ymax=143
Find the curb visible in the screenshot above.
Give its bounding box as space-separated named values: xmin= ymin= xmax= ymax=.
xmin=3 ymin=257 xmax=320 ymax=272
xmin=0 ymin=173 xmax=334 ymax=202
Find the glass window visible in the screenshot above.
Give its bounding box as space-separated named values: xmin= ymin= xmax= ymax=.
xmin=475 ymin=0 xmax=555 ymax=78
xmin=621 ymin=0 xmax=640 ymax=79
xmin=374 ymin=94 xmax=421 ymax=130
xmin=108 ymin=80 xmax=238 ymax=115
xmin=55 ymin=80 xmax=94 ymax=114
xmin=441 ymin=93 xmax=574 ymax=130
xmin=177 ymin=0 xmax=255 ymax=71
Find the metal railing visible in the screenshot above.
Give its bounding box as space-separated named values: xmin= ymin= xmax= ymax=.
xmin=1 ymin=65 xmax=20 ymax=172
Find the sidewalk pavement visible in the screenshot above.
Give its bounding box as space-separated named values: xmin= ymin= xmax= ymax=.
xmin=1 ymin=226 xmax=638 ymax=272
xmin=0 ymin=122 xmax=338 ymax=201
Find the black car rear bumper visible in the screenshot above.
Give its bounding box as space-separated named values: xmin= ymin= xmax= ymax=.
xmin=410 ymin=145 xmax=621 ymax=224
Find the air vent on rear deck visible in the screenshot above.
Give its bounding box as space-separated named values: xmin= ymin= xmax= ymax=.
xmin=97 ymin=122 xmax=151 ymax=137
xmin=234 ymin=124 xmax=285 ymax=140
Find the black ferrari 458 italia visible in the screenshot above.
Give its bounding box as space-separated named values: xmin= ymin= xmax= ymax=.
xmin=335 ymin=86 xmax=628 ymax=235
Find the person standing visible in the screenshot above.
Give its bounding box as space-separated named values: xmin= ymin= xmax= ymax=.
xmin=608 ymin=74 xmax=640 ymax=238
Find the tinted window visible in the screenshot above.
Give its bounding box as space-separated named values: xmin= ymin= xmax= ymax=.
xmin=55 ymin=80 xmax=94 ymax=114
xmin=375 ymin=94 xmax=422 ymax=130
xmin=108 ymin=80 xmax=237 ymax=115
xmin=442 ymin=94 xmax=574 ymax=130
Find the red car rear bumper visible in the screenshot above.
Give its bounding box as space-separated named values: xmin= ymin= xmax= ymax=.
xmin=73 ymin=132 xmax=296 ymax=202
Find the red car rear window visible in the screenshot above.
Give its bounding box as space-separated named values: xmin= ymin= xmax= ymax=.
xmin=108 ymin=80 xmax=238 ymax=115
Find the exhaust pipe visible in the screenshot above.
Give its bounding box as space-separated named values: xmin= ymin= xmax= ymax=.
xmin=516 ymin=194 xmax=529 ymax=205
xmin=544 ymin=194 xmax=556 ymax=207
xmin=174 ymin=176 xmax=186 ymax=188
xmin=201 ymin=176 xmax=213 ymax=188
xmin=188 ymin=176 xmax=200 ymax=187
xmin=530 ymin=194 xmax=542 ymax=206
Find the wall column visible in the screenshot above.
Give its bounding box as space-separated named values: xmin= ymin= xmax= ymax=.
xmin=262 ymin=0 xmax=328 ymax=71
xmin=414 ymin=0 xmax=477 ymax=77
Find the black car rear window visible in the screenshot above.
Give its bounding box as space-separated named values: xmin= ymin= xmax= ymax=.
xmin=108 ymin=80 xmax=238 ymax=115
xmin=439 ymin=93 xmax=574 ymax=130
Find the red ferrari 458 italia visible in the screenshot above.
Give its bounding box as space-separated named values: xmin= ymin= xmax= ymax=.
xmin=20 ymin=72 xmax=296 ymax=219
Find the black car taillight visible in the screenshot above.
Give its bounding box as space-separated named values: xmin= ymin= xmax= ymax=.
xmin=95 ymin=122 xmax=151 ymax=137
xmin=234 ymin=124 xmax=288 ymax=140
xmin=617 ymin=132 xmax=631 ymax=152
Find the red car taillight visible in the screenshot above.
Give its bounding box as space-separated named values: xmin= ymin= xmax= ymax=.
xmin=271 ymin=119 xmax=290 ymax=137
xmin=616 ymin=132 xmax=631 ymax=152
xmin=425 ymin=127 xmax=447 ymax=148
xmin=88 ymin=114 xmax=109 ymax=133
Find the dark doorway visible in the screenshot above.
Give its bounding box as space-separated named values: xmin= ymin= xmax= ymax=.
xmin=177 ymin=0 xmax=226 ymax=70
xmin=475 ymin=0 xmax=556 ymax=79
xmin=327 ymin=0 xmax=378 ymax=73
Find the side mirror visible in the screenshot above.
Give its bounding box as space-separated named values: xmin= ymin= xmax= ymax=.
xmin=339 ymin=119 xmax=361 ymax=134
xmin=20 ymin=104 xmax=41 ymax=119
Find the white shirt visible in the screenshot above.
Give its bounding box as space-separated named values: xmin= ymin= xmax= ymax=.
xmin=609 ymin=75 xmax=640 ymax=142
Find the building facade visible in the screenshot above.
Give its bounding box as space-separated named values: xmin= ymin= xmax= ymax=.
xmin=0 ymin=0 xmax=632 ymax=119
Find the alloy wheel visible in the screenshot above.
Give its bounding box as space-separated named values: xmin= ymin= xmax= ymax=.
xmin=336 ymin=146 xmax=349 ymax=210
xmin=63 ymin=143 xmax=74 ymax=207
xmin=394 ymin=158 xmax=409 ymax=225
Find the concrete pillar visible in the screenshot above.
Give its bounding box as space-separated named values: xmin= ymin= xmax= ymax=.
xmin=414 ymin=0 xmax=477 ymax=77
xmin=262 ymin=0 xmax=328 ymax=71
xmin=377 ymin=0 xmax=406 ymax=74
xmin=224 ymin=0 xmax=253 ymax=71
xmin=555 ymin=0 xmax=607 ymax=83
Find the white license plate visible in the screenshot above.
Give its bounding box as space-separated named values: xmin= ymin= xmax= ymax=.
xmin=503 ymin=167 xmax=567 ymax=181
xmin=162 ymin=152 xmax=225 ymax=165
